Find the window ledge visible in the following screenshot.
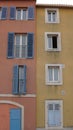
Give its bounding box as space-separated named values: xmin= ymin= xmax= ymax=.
xmin=46 ymin=82 xmax=63 ymax=85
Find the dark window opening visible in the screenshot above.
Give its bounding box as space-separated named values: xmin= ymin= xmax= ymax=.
xmin=52 ymin=36 xmax=57 ymax=49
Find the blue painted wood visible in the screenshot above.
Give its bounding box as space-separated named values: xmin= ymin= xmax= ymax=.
xmin=28 ymin=6 xmax=34 ymax=20
xmin=1 ymin=7 xmax=7 ymax=19
xmin=13 ymin=65 xmax=18 ymax=94
xmin=7 ymin=32 xmax=14 ymax=58
xmin=10 ymin=7 xmax=16 ymax=19
xmin=10 ymin=109 xmax=21 ymax=130
xmin=27 ymin=33 xmax=34 ymax=58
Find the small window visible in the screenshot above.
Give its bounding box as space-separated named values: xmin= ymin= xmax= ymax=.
xmin=16 ymin=8 xmax=27 ymax=20
xmin=45 ymin=100 xmax=63 ymax=128
xmin=45 ymin=8 xmax=59 ymax=23
xmin=45 ymin=64 xmax=63 ymax=85
xmin=45 ymin=32 xmax=61 ymax=51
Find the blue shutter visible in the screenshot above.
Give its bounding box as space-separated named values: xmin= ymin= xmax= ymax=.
xmin=10 ymin=7 xmax=16 ymax=19
xmin=28 ymin=6 xmax=34 ymax=20
xmin=19 ymin=65 xmax=26 ymax=94
xmin=1 ymin=7 xmax=7 ymax=19
xmin=13 ymin=65 xmax=18 ymax=94
xmin=10 ymin=109 xmax=21 ymax=130
xmin=7 ymin=32 xmax=14 ymax=58
xmin=27 ymin=33 xmax=34 ymax=58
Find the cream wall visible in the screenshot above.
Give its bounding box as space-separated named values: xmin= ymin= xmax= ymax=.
xmin=36 ymin=7 xmax=73 ymax=128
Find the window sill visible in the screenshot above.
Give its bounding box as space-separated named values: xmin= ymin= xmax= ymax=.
xmin=46 ymin=49 xmax=61 ymax=52
xmin=46 ymin=82 xmax=63 ymax=85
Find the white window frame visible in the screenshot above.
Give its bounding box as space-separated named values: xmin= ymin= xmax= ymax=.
xmin=45 ymin=64 xmax=64 ymax=85
xmin=45 ymin=32 xmax=61 ymax=51
xmin=45 ymin=100 xmax=63 ymax=129
xmin=45 ymin=8 xmax=60 ymax=23
xmin=16 ymin=8 xmax=28 ymax=20
xmin=14 ymin=34 xmax=27 ymax=58
xmin=0 ymin=9 xmax=2 ymax=19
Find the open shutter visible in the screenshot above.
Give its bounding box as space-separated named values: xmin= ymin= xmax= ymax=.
xmin=7 ymin=32 xmax=14 ymax=58
xmin=54 ymin=104 xmax=61 ymax=126
xmin=13 ymin=65 xmax=18 ymax=94
xmin=10 ymin=7 xmax=16 ymax=19
xmin=28 ymin=6 xmax=34 ymax=20
xmin=23 ymin=65 xmax=26 ymax=94
xmin=27 ymin=33 xmax=34 ymax=58
xmin=10 ymin=109 xmax=21 ymax=130
xmin=1 ymin=7 xmax=7 ymax=19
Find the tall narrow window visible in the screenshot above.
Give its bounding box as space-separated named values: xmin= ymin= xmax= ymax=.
xmin=14 ymin=34 xmax=27 ymax=58
xmin=13 ymin=65 xmax=26 ymax=95
xmin=16 ymin=8 xmax=27 ymax=20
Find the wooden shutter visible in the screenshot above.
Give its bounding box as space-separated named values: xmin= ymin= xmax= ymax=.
xmin=1 ymin=7 xmax=7 ymax=19
xmin=27 ymin=33 xmax=34 ymax=58
xmin=28 ymin=6 xmax=34 ymax=20
xmin=13 ymin=65 xmax=18 ymax=94
xmin=7 ymin=32 xmax=14 ymax=58
xmin=10 ymin=109 xmax=21 ymax=130
xmin=10 ymin=7 xmax=16 ymax=19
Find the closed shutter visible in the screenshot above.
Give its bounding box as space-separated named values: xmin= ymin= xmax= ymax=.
xmin=1 ymin=7 xmax=7 ymax=19
xmin=10 ymin=109 xmax=21 ymax=130
xmin=28 ymin=6 xmax=34 ymax=20
xmin=13 ymin=65 xmax=18 ymax=94
xmin=19 ymin=65 xmax=26 ymax=94
xmin=10 ymin=7 xmax=16 ymax=19
xmin=7 ymin=32 xmax=14 ymax=58
xmin=48 ymin=103 xmax=61 ymax=127
xmin=27 ymin=33 xmax=34 ymax=58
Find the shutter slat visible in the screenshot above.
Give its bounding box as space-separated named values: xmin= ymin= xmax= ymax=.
xmin=10 ymin=7 xmax=16 ymax=19
xmin=13 ymin=65 xmax=18 ymax=94
xmin=1 ymin=7 xmax=7 ymax=19
xmin=7 ymin=32 xmax=14 ymax=58
xmin=28 ymin=6 xmax=34 ymax=20
xmin=27 ymin=33 xmax=34 ymax=58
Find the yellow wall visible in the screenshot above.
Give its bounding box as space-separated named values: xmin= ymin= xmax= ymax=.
xmin=36 ymin=7 xmax=73 ymax=128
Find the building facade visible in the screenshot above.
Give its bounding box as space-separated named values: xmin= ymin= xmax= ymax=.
xmin=0 ymin=0 xmax=36 ymax=130
xmin=36 ymin=4 xmax=73 ymax=130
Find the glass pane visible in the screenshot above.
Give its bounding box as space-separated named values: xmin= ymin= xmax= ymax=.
xmin=22 ymin=35 xmax=27 ymax=45
xmin=16 ymin=35 xmax=20 ymax=45
xmin=0 ymin=10 xmax=1 ymax=19
xmin=15 ymin=45 xmax=20 ymax=58
xmin=19 ymin=66 xmax=24 ymax=79
xmin=48 ymin=68 xmax=53 ymax=81
xmin=23 ymin=10 xmax=26 ymax=20
xmin=52 ymin=12 xmax=56 ymax=22
xmin=48 ymin=12 xmax=51 ymax=21
xmin=55 ymin=104 xmax=60 ymax=110
xmin=49 ymin=104 xmax=53 ymax=110
xmin=17 ymin=10 xmax=21 ymax=20
xmin=54 ymin=67 xmax=59 ymax=81
xmin=48 ymin=36 xmax=52 ymax=49
xmin=22 ymin=46 xmax=27 ymax=58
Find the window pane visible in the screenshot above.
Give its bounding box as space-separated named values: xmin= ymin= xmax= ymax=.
xmin=16 ymin=35 xmax=20 ymax=45
xmin=48 ymin=36 xmax=52 ymax=49
xmin=23 ymin=10 xmax=26 ymax=20
xmin=48 ymin=12 xmax=51 ymax=21
xmin=49 ymin=104 xmax=53 ymax=110
xmin=17 ymin=10 xmax=21 ymax=20
xmin=22 ymin=35 xmax=27 ymax=45
xmin=48 ymin=68 xmax=53 ymax=81
xmin=52 ymin=12 xmax=56 ymax=22
xmin=54 ymin=67 xmax=59 ymax=81
xmin=15 ymin=45 xmax=20 ymax=58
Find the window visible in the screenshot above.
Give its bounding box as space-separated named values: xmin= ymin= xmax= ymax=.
xmin=7 ymin=32 xmax=34 ymax=58
xmin=10 ymin=6 xmax=34 ymax=20
xmin=45 ymin=100 xmax=63 ymax=128
xmin=45 ymin=8 xmax=59 ymax=23
xmin=14 ymin=34 xmax=27 ymax=58
xmin=16 ymin=8 xmax=27 ymax=20
xmin=13 ymin=65 xmax=26 ymax=95
xmin=45 ymin=64 xmax=63 ymax=85
xmin=45 ymin=32 xmax=61 ymax=51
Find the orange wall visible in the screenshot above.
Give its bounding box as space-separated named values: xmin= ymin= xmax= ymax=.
xmin=0 ymin=0 xmax=36 ymax=94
